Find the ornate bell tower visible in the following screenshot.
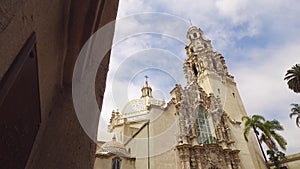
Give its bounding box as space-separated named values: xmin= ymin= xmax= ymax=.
xmin=184 ymin=25 xmax=232 ymax=102
xmin=171 ymin=25 xmax=266 ymax=169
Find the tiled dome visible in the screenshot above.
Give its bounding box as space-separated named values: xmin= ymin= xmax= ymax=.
xmin=96 ymin=135 xmax=129 ymax=157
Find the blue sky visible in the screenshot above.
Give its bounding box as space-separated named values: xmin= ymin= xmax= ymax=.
xmin=98 ymin=0 xmax=300 ymax=155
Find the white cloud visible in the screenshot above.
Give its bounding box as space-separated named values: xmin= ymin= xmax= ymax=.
xmin=215 ymin=0 xmax=249 ymax=24
xmin=280 ymin=118 xmax=300 ymax=154
xmin=233 ymin=41 xmax=300 ymax=114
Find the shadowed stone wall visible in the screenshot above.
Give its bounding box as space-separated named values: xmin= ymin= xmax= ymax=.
xmin=0 ymin=0 xmax=119 ymax=168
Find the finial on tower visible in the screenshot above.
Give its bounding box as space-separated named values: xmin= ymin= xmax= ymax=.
xmin=189 ymin=19 xmax=193 ymax=26
xmin=144 ymin=75 xmax=149 ymax=86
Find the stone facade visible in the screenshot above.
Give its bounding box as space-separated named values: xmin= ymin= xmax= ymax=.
xmin=171 ymin=82 xmax=240 ymax=169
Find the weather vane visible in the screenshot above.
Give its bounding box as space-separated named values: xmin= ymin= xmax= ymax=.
xmin=144 ymin=75 xmax=149 ymax=81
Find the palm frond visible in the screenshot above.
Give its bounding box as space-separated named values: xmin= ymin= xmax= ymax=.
xmin=242 ymin=116 xmax=250 ymax=122
xmin=252 ymin=115 xmax=265 ymax=122
xmin=271 ymin=131 xmax=287 ymax=150
xmin=296 ymin=116 xmax=300 ymax=127
xmin=290 ymin=112 xmax=298 ymax=119
xmin=266 ymin=120 xmax=284 ymax=131
xmin=289 ymin=103 xmax=300 ymax=127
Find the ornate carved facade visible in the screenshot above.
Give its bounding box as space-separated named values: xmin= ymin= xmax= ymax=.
xmin=172 ymin=82 xmax=240 ymax=169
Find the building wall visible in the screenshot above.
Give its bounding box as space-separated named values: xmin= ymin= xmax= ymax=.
xmin=0 ymin=0 xmax=119 ymax=168
xmin=149 ymin=104 xmax=178 ymax=169
xmin=113 ymin=104 xmax=179 ymax=169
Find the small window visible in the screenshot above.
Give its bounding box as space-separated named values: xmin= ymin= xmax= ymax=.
xmin=193 ymin=32 xmax=197 ymax=38
xmin=232 ymin=93 xmax=235 ymax=98
xmin=112 ymin=157 xmax=121 ymax=169
xmin=190 ymin=47 xmax=194 ymax=52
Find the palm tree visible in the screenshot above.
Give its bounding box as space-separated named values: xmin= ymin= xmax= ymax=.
xmin=289 ymin=103 xmax=300 ymax=127
xmin=242 ymin=115 xmax=269 ymax=167
xmin=242 ymin=115 xmax=287 ymax=168
xmin=284 ymin=64 xmax=300 ymax=93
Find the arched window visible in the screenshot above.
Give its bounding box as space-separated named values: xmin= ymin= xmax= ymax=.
xmin=195 ymin=107 xmax=215 ymax=144
xmin=112 ymin=157 xmax=121 ymax=169
xmin=190 ymin=47 xmax=194 ymax=52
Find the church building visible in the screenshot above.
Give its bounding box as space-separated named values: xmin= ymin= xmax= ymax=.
xmin=95 ymin=25 xmax=267 ymax=169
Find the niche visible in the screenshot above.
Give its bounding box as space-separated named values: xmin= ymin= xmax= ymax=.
xmin=192 ymin=63 xmax=198 ymax=77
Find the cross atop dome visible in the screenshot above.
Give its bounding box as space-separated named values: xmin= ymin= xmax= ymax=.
xmin=144 ymin=75 xmax=149 ymax=87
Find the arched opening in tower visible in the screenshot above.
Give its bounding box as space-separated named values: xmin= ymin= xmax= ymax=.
xmin=192 ymin=63 xmax=198 ymax=77
xmin=212 ymin=58 xmax=218 ymax=71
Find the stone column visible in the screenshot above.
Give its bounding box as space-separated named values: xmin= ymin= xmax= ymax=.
xmin=224 ymin=151 xmax=233 ymax=169
xmin=194 ymin=147 xmax=203 ymax=169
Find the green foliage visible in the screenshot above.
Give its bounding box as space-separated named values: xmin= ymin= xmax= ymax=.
xmin=264 ymin=120 xmax=286 ymax=150
xmin=267 ymin=150 xmax=286 ymax=169
xmin=284 ymin=64 xmax=300 ymax=93
xmin=289 ymin=103 xmax=300 ymax=127
xmin=242 ymin=115 xmax=287 ymax=151
xmin=242 ymin=115 xmax=265 ymax=142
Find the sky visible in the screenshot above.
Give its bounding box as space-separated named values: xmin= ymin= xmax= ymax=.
xmin=97 ymin=0 xmax=300 ymax=155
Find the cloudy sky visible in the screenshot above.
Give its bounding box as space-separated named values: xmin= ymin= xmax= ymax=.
xmin=98 ymin=0 xmax=300 ymax=155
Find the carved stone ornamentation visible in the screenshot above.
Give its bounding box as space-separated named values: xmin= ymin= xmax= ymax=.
xmin=175 ymin=25 xmax=241 ymax=169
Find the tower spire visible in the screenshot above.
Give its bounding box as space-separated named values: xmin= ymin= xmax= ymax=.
xmin=141 ymin=75 xmax=152 ymax=98
xmin=189 ymin=19 xmax=192 ymax=26
xmin=144 ymin=75 xmax=149 ymax=86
